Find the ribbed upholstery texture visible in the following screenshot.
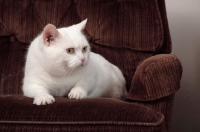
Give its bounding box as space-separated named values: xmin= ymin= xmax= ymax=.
xmin=0 ymin=0 xmax=170 ymax=92
xmin=0 ymin=96 xmax=166 ymax=127
xmin=127 ymin=54 xmax=182 ymax=101
xmin=0 ymin=0 xmax=182 ymax=132
xmin=0 ymin=95 xmax=167 ymax=131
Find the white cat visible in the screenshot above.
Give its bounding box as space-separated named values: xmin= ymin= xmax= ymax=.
xmin=22 ymin=19 xmax=127 ymax=105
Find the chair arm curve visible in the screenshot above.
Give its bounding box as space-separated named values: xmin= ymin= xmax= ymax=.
xmin=127 ymin=54 xmax=182 ymax=101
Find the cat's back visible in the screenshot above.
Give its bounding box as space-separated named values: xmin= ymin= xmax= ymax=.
xmin=89 ymin=52 xmax=124 ymax=81
xmin=88 ymin=52 xmax=126 ymax=99
xmin=89 ymin=52 xmax=111 ymax=66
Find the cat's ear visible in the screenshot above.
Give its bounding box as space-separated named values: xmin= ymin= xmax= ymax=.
xmin=43 ymin=24 xmax=60 ymax=46
xmin=75 ymin=19 xmax=87 ymax=31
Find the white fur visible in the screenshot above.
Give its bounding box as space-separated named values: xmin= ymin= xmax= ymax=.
xmin=23 ymin=19 xmax=127 ymax=105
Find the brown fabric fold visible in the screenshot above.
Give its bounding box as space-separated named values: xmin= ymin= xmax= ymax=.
xmin=0 ymin=95 xmax=166 ymax=131
xmin=127 ymin=54 xmax=182 ymax=101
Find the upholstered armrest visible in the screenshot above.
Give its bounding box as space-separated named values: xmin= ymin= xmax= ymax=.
xmin=127 ymin=54 xmax=182 ymax=101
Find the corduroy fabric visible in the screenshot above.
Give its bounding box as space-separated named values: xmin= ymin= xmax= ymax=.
xmin=127 ymin=54 xmax=182 ymax=101
xmin=0 ymin=95 xmax=166 ymax=132
xmin=1 ymin=0 xmax=166 ymax=92
xmin=143 ymin=95 xmax=175 ymax=132
xmin=0 ymin=37 xmax=25 ymax=94
xmin=0 ymin=0 xmax=182 ymax=132
xmin=0 ymin=95 xmax=163 ymax=123
xmin=0 ymin=124 xmax=167 ymax=132
xmin=129 ymin=95 xmax=175 ymax=132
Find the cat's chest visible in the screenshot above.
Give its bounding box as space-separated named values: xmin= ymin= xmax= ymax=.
xmin=50 ymin=75 xmax=79 ymax=89
xmin=42 ymin=64 xmax=91 ymax=96
xmin=47 ymin=72 xmax=85 ymax=96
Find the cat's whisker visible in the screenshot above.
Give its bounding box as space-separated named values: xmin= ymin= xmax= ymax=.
xmin=64 ymin=66 xmax=74 ymax=77
xmin=70 ymin=68 xmax=74 ymax=76
xmin=64 ymin=67 xmax=70 ymax=76
xmin=65 ymin=68 xmax=71 ymax=77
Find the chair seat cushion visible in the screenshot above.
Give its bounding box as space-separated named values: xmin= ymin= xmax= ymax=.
xmin=0 ymin=95 xmax=166 ymax=131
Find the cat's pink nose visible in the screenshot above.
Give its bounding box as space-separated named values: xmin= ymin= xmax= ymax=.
xmin=80 ymin=58 xmax=85 ymax=62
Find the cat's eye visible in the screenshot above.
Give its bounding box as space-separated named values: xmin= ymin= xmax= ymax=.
xmin=67 ymin=48 xmax=74 ymax=54
xmin=82 ymin=46 xmax=87 ymax=53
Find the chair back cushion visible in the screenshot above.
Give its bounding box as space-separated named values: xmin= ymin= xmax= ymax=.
xmin=0 ymin=0 xmax=171 ymax=94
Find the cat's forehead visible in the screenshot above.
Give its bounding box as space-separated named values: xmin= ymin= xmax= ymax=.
xmin=58 ymin=28 xmax=88 ymax=48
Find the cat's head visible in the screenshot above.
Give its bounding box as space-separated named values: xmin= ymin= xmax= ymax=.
xmin=41 ymin=19 xmax=90 ymax=72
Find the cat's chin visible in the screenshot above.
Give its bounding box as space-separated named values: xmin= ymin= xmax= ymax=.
xmin=68 ymin=61 xmax=88 ymax=69
xmin=76 ymin=63 xmax=86 ymax=68
xmin=81 ymin=62 xmax=86 ymax=66
xmin=68 ymin=63 xmax=84 ymax=69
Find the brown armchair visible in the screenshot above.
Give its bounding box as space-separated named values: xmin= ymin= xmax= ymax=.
xmin=0 ymin=0 xmax=182 ymax=132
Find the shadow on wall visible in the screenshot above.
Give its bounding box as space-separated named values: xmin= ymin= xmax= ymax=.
xmin=166 ymin=0 xmax=200 ymax=131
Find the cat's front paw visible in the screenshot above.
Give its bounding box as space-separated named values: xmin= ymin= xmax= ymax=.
xmin=33 ymin=95 xmax=55 ymax=105
xmin=68 ymin=88 xmax=87 ymax=100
